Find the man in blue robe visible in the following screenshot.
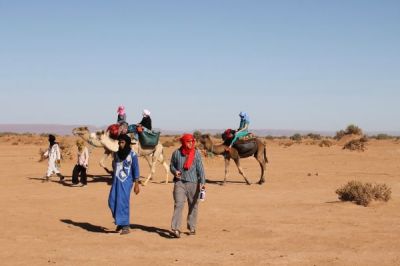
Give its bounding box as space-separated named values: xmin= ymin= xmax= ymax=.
xmin=108 ymin=134 xmax=140 ymax=235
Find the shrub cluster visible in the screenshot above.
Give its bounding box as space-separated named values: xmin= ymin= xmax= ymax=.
xmin=343 ymin=136 xmax=368 ymax=151
xmin=335 ymin=124 xmax=363 ymax=140
xmin=336 ymin=180 xmax=391 ymax=206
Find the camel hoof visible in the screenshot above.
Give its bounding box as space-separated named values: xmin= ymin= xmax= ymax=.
xmin=246 ymin=182 xmax=251 ymax=185
xmin=258 ymin=180 xmax=265 ymax=185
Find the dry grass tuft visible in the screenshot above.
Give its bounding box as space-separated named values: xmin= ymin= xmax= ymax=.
xmin=319 ymin=139 xmax=333 ymax=147
xmin=290 ymin=133 xmax=302 ymax=142
xmin=59 ymin=140 xmax=73 ymax=160
xmin=336 ymin=180 xmax=391 ymax=206
xmin=162 ymin=140 xmax=176 ymax=148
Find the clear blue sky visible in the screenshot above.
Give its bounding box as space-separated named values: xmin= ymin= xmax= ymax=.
xmin=1 ymin=1 xmax=399 ymax=132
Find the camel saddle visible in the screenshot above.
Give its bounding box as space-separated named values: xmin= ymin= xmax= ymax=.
xmin=107 ymin=124 xmax=120 ymax=140
xmin=222 ymin=129 xmax=257 ymax=157
xmin=232 ymin=138 xmax=258 ymax=157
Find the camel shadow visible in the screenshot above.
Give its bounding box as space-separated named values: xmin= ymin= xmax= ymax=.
xmin=60 ymin=219 xmax=115 ymax=234
xmin=205 ymin=179 xmax=247 ymax=185
xmin=325 ymin=200 xmax=343 ymax=204
xmin=130 ymin=224 xmax=174 ymax=239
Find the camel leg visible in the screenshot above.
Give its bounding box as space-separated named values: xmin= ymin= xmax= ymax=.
xmin=143 ymin=155 xmax=154 ymax=180
xmin=157 ymin=152 xmax=170 ymax=184
xmin=142 ymin=156 xmax=157 ymax=186
xmin=256 ymin=159 xmax=266 ymax=185
xmin=143 ymin=155 xmax=153 ymax=169
xmin=255 ymin=145 xmax=268 ymax=185
xmin=224 ymin=158 xmax=230 ymax=185
xmin=100 ymin=150 xmax=111 ymax=169
xmin=233 ymin=158 xmax=251 ymax=185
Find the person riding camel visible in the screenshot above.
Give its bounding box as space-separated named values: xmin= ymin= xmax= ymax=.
xmin=117 ymin=105 xmax=127 ymax=124
xmin=138 ymin=109 xmax=152 ymax=131
xmin=127 ymin=109 xmax=152 ymax=140
xmin=226 ymin=111 xmax=250 ymax=152
xmin=116 ymin=105 xmax=128 ymax=135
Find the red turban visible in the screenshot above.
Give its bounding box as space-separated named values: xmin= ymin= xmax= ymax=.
xmin=180 ymin=133 xmax=196 ymax=170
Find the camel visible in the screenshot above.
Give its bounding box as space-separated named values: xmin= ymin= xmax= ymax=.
xmin=72 ymin=127 xmax=170 ymax=185
xmin=199 ymin=134 xmax=268 ymax=185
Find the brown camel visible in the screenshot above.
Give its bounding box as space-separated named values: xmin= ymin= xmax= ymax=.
xmin=199 ymin=134 xmax=268 ymax=185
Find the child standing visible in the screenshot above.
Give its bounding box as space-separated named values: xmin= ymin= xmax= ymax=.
xmin=72 ymin=140 xmax=89 ymax=186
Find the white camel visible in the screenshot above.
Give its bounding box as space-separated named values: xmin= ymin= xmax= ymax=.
xmin=72 ymin=126 xmax=170 ymax=185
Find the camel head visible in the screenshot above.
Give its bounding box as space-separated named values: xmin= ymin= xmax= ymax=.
xmin=199 ymin=134 xmax=212 ymax=148
xmin=72 ymin=126 xmax=90 ymax=137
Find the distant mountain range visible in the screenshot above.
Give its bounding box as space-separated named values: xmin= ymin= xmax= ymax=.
xmin=0 ymin=124 xmax=398 ymax=137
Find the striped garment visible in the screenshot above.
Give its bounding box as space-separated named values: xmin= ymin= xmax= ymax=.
xmin=170 ymin=149 xmax=205 ymax=184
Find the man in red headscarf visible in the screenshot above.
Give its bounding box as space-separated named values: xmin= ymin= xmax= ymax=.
xmin=169 ymin=133 xmax=206 ymax=238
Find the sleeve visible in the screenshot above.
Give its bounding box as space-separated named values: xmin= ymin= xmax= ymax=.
xmin=170 ymin=150 xmax=179 ymax=176
xmin=44 ymin=149 xmax=49 ymax=157
xmin=131 ymin=154 xmax=140 ymax=181
xmin=55 ymin=145 xmax=61 ymax=160
xmin=84 ymin=147 xmax=89 ymax=165
xmin=195 ymin=150 xmax=206 ymax=185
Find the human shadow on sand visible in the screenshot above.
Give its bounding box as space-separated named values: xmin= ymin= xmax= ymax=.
xmin=60 ymin=219 xmax=115 ymax=234
xmin=60 ymin=219 xmax=174 ymax=238
xmin=27 ymin=174 xmax=113 ymax=186
xmin=130 ymin=224 xmax=174 ymax=239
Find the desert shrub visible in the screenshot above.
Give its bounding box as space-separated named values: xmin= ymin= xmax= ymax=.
xmin=213 ymin=133 xmax=222 ymax=140
xmin=345 ymin=124 xmax=363 ymax=135
xmin=58 ymin=140 xmax=73 ymax=160
xmin=334 ymin=130 xmax=346 ymax=140
xmin=279 ymin=141 xmax=294 ymax=148
xmin=335 ymin=124 xmax=363 ymax=140
xmin=343 ymin=137 xmax=368 ymax=151
xmin=307 ymin=133 xmax=322 ymax=140
xmin=0 ymin=132 xmax=20 ymax=137
xmin=40 ymin=133 xmax=55 ymax=138
xmin=193 ymin=130 xmax=202 ymax=141
xmin=290 ymin=133 xmax=302 ymax=142
xmin=38 ymin=148 xmax=46 ymax=162
xmin=319 ymin=139 xmax=333 ymax=147
xmin=371 ymin=183 xmax=392 ymax=202
xmin=336 ymin=181 xmax=392 ymax=206
xmin=305 ymin=140 xmax=318 ymax=145
xmin=265 ymin=135 xmax=274 ymax=140
xmin=373 ymin=134 xmax=392 ymax=140
xmin=162 ymin=140 xmax=176 ymax=147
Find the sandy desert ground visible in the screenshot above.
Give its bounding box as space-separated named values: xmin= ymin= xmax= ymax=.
xmin=0 ymin=134 xmax=399 ymax=266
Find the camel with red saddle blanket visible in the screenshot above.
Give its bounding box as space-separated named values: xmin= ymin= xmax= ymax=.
xmin=199 ymin=132 xmax=268 ymax=185
xmin=72 ymin=126 xmax=169 ymax=186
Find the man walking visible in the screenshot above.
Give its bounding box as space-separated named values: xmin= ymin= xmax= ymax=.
xmin=170 ymin=133 xmax=206 ymax=238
